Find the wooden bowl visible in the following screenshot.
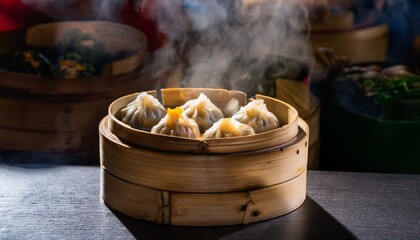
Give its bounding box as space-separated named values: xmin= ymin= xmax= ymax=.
xmin=108 ymin=88 xmax=300 ymax=153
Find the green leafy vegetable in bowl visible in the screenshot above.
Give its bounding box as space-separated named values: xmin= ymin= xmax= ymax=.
xmin=341 ymin=64 xmax=420 ymax=101
xmin=50 ymin=53 xmax=95 ymax=78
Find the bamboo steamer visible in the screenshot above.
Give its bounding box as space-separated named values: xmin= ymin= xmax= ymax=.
xmin=301 ymin=95 xmax=320 ymax=170
xmin=100 ymin=88 xmax=309 ymax=226
xmin=101 ymin=168 xmax=307 ymax=226
xmin=108 ymin=88 xmax=300 ymax=153
xmin=100 ymin=117 xmax=308 ymax=193
xmin=275 ymin=77 xmax=320 ymax=169
xmin=0 ymin=21 xmax=150 ymax=163
xmin=309 ymin=21 xmax=389 ymax=63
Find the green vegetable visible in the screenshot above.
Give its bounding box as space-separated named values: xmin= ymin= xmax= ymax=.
xmin=50 ymin=53 xmax=95 ymax=78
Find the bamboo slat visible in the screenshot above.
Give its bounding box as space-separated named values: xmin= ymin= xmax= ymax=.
xmin=101 ymin=168 xmax=307 ymax=226
xmin=100 ymin=117 xmax=308 ymax=193
xmin=108 ymin=88 xmax=300 ymax=153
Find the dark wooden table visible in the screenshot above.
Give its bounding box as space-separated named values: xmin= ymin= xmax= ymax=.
xmin=0 ymin=163 xmax=419 ymax=240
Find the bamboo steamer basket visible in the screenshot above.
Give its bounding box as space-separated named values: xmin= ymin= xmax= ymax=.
xmin=101 ymin=167 xmax=307 ymax=226
xmin=309 ymin=20 xmax=389 ymax=63
xmin=100 ymin=116 xmax=308 ymax=193
xmin=275 ymin=77 xmax=320 ymax=169
xmin=100 ymin=88 xmax=309 ymax=226
xmin=108 ymin=88 xmax=300 ymax=153
xmin=0 ymin=21 xmax=150 ymax=163
xmin=301 ymin=95 xmax=320 ymax=170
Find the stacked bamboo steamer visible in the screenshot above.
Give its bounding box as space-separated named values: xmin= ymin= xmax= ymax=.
xmin=0 ymin=21 xmax=151 ymax=163
xmin=275 ymin=79 xmax=320 ymax=170
xmin=100 ymin=88 xmax=309 ymax=226
xmin=307 ymin=2 xmax=388 ymax=63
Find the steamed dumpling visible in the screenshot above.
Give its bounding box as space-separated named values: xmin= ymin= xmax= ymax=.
xmin=232 ymin=99 xmax=279 ymax=133
xmin=120 ymin=92 xmax=166 ymax=131
xmin=181 ymin=93 xmax=224 ymax=132
xmin=203 ymin=118 xmax=255 ymax=139
xmin=151 ymin=107 xmax=200 ymax=139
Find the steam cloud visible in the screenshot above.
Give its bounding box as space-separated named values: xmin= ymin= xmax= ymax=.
xmin=21 ymin=0 xmax=314 ymax=96
xmin=139 ymin=0 xmax=313 ymax=95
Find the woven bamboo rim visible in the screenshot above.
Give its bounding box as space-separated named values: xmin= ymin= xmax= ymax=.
xmin=100 ymin=116 xmax=308 ymax=193
xmin=108 ymin=88 xmax=300 ymax=153
xmin=101 ymin=168 xmax=307 ymax=226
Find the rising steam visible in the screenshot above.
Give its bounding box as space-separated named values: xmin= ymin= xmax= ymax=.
xmin=138 ymin=0 xmax=313 ymax=95
xmin=21 ymin=0 xmax=314 ymax=96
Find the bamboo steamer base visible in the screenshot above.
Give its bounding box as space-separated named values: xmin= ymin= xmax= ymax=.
xmin=101 ymin=168 xmax=306 ymax=226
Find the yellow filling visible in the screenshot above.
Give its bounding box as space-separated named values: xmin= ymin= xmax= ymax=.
xmin=219 ymin=118 xmax=240 ymax=136
xmin=245 ymin=108 xmax=262 ymax=119
xmin=167 ymin=107 xmax=184 ymax=128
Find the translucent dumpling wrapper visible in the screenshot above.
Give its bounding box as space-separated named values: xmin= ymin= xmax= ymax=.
xmin=203 ymin=118 xmax=255 ymax=139
xmin=151 ymin=107 xmax=200 ymax=139
xmin=120 ymin=92 xmax=166 ymax=131
xmin=181 ymin=93 xmax=224 ymax=132
xmin=232 ymin=99 xmax=279 ymax=133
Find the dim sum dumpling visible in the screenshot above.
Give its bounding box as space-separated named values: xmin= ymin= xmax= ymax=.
xmin=181 ymin=93 xmax=224 ymax=132
xmin=203 ymin=118 xmax=255 ymax=139
xmin=120 ymin=92 xmax=166 ymax=131
xmin=232 ymin=99 xmax=279 ymax=133
xmin=151 ymin=107 xmax=200 ymax=139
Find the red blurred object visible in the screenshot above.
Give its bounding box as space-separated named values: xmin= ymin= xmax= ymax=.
xmin=120 ymin=0 xmax=166 ymax=52
xmin=0 ymin=0 xmax=51 ymax=32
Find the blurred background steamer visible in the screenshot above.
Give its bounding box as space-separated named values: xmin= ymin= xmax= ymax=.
xmin=0 ymin=21 xmax=150 ymax=164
